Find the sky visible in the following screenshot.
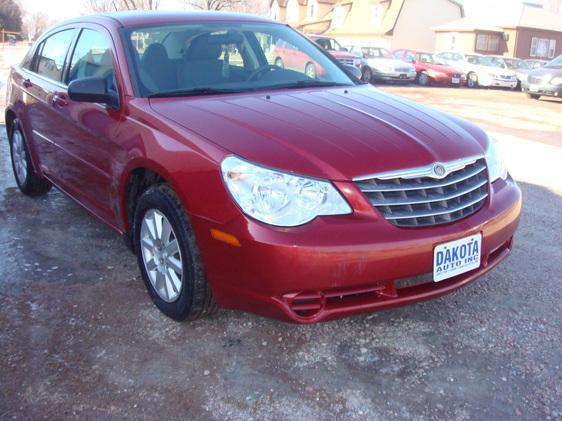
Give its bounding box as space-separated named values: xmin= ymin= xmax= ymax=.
xmin=19 ymin=0 xmax=551 ymax=22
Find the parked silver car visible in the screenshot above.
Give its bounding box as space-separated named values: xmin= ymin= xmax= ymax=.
xmin=348 ymin=46 xmax=416 ymax=83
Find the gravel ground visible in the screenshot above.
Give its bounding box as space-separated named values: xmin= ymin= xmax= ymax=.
xmin=0 ymin=84 xmax=561 ymax=420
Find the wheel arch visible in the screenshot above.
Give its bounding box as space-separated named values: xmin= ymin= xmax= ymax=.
xmin=5 ymin=108 xmax=17 ymax=138
xmin=119 ymin=159 xmax=181 ymax=251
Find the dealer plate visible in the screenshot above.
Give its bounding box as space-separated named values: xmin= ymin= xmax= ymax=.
xmin=433 ymin=233 xmax=482 ymax=282
xmin=452 ymin=77 xmax=460 ymax=84
xmin=529 ymin=84 xmax=539 ymax=92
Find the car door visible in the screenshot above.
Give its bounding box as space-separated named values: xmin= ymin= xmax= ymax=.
xmin=21 ymin=27 xmax=76 ymax=179
xmin=53 ymin=25 xmax=124 ymax=226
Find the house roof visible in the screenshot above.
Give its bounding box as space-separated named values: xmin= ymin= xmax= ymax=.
xmin=272 ymin=0 xmax=338 ymax=6
xmin=433 ymin=17 xmax=505 ymax=33
xmin=298 ymin=0 xmax=464 ymax=37
xmin=434 ymin=5 xmax=562 ymax=34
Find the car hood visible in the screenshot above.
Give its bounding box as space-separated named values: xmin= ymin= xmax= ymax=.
xmin=529 ymin=67 xmax=562 ymax=79
xmin=367 ymin=58 xmax=413 ymax=69
xmin=149 ymin=85 xmax=487 ymax=181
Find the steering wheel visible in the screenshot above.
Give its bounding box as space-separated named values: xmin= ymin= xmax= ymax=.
xmin=247 ymin=64 xmax=282 ymax=81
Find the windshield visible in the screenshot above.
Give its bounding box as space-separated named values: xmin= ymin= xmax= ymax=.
xmin=124 ymin=22 xmax=354 ymax=97
xmin=361 ymin=47 xmax=392 ymax=59
xmin=545 ymin=55 xmax=562 ymax=68
xmin=418 ymin=53 xmax=447 ymax=66
xmin=504 ymin=58 xmax=530 ymax=70
xmin=466 ymin=55 xmax=496 ymax=67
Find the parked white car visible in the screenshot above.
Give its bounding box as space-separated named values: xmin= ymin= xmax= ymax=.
xmin=348 ymin=46 xmax=416 ymax=83
xmin=436 ymin=51 xmax=518 ymax=89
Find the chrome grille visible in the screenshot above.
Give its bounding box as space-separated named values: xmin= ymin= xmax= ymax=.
xmin=396 ymin=67 xmax=412 ymax=72
xmin=355 ymin=158 xmax=489 ymax=228
xmin=528 ymin=75 xmax=545 ymax=84
xmin=338 ymin=58 xmax=355 ymax=66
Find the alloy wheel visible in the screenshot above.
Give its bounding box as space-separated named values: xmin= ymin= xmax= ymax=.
xmin=11 ymin=129 xmax=28 ymax=185
xmin=140 ymin=209 xmax=183 ymax=303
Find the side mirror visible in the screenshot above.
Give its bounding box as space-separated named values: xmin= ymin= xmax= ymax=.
xmin=341 ymin=47 xmax=349 ymax=52
xmin=344 ymin=64 xmax=362 ymax=80
xmin=68 ymin=77 xmax=119 ymax=109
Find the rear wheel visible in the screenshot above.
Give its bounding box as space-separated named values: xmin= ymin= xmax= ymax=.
xmin=467 ymin=72 xmax=479 ymax=88
xmin=304 ymin=62 xmax=317 ymax=79
xmin=418 ymin=72 xmax=431 ymax=86
xmin=134 ymin=184 xmax=217 ymax=321
xmin=8 ymin=119 xmax=52 ymax=196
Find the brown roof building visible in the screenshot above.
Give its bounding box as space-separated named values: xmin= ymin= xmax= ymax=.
xmin=433 ymin=4 xmax=562 ymax=59
xmin=269 ymin=0 xmax=464 ymax=50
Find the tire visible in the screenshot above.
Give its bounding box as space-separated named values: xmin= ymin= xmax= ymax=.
xmin=304 ymin=62 xmax=317 ymax=79
xmin=527 ymin=93 xmax=540 ymax=100
xmin=361 ymin=67 xmax=372 ymax=83
xmin=133 ymin=184 xmax=217 ymax=321
xmin=274 ymin=57 xmax=284 ymax=69
xmin=467 ymin=72 xmax=479 ymax=88
xmin=418 ymin=72 xmax=431 ymax=86
xmin=8 ymin=119 xmax=52 ymax=196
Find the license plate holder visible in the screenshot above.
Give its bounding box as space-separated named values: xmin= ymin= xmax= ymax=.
xmin=452 ymin=77 xmax=460 ymax=84
xmin=433 ymin=234 xmax=482 ymax=282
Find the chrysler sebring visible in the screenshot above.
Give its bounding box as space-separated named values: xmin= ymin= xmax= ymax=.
xmin=5 ymin=12 xmax=521 ymax=323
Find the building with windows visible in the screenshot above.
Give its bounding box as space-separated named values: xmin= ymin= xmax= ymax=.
xmin=269 ymin=0 xmax=464 ymax=50
xmin=433 ymin=4 xmax=562 ymax=59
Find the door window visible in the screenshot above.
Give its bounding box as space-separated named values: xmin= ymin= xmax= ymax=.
xmin=36 ymin=29 xmax=74 ymax=82
xmin=67 ymin=28 xmax=116 ymax=91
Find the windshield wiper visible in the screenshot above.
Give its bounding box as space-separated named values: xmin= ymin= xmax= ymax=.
xmin=262 ymin=80 xmax=353 ymax=91
xmin=148 ymin=87 xmax=243 ymax=98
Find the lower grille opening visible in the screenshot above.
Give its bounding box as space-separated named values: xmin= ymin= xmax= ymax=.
xmin=289 ymin=292 xmax=323 ymax=317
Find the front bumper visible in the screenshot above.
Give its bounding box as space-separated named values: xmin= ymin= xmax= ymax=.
xmin=193 ymin=175 xmax=522 ymax=323
xmin=479 ymin=75 xmax=518 ymax=88
xmin=522 ymin=83 xmax=562 ymax=97
xmin=374 ymin=70 xmax=417 ymax=82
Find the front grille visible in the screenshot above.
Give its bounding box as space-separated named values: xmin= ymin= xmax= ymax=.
xmin=528 ymin=75 xmax=544 ymax=84
xmin=338 ymin=58 xmax=354 ymax=66
xmin=396 ymin=67 xmax=411 ymax=73
xmin=355 ymin=159 xmax=489 ymax=227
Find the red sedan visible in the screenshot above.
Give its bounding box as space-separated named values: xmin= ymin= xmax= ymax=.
xmin=394 ymin=49 xmax=466 ymax=86
xmin=6 ymin=12 xmax=521 ymax=323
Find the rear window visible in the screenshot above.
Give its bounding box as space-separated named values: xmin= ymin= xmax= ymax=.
xmin=36 ymin=29 xmax=75 ymax=82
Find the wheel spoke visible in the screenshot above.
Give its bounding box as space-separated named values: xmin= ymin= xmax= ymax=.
xmin=161 ymin=218 xmax=172 ymax=244
xmin=164 ymin=239 xmax=179 ymax=256
xmin=164 ymin=272 xmax=176 ymax=298
xmin=154 ymin=212 xmax=163 ymax=239
xmin=145 ymin=257 xmax=157 ymax=271
xmin=145 ymin=213 xmax=157 ymax=240
xmin=142 ymin=237 xmax=154 ymax=250
xmin=167 ymin=268 xmax=182 ymax=293
xmin=167 ymin=255 xmax=182 ymax=274
xmin=155 ymin=271 xmax=165 ymax=293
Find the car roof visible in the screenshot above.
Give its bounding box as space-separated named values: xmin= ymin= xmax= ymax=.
xmin=60 ymin=11 xmax=278 ymax=28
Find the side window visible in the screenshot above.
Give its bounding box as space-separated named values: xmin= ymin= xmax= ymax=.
xmin=405 ymin=52 xmax=416 ymax=63
xmin=67 ymin=28 xmax=116 ymax=91
xmin=36 ymin=29 xmax=74 ymax=81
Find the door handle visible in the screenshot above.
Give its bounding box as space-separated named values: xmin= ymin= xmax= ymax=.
xmin=52 ymin=93 xmax=69 ymax=108
xmin=23 ymin=79 xmax=32 ymax=88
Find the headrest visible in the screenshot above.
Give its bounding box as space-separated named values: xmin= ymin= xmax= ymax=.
xmin=142 ymin=43 xmax=169 ymax=64
xmin=185 ymin=35 xmax=222 ymax=60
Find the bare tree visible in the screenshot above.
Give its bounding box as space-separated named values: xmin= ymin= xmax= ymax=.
xmin=83 ymin=0 xmax=161 ymax=13
xmin=22 ymin=11 xmax=49 ymax=41
xmin=187 ymin=0 xmax=242 ymax=11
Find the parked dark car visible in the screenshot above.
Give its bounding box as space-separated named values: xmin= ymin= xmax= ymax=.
xmin=393 ymin=49 xmax=466 ymax=86
xmin=522 ymin=54 xmax=562 ymax=99
xmin=5 ymin=12 xmax=521 ymax=324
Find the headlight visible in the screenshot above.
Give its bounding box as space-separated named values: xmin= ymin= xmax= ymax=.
xmin=353 ymin=58 xmax=362 ymax=67
xmin=485 ymin=137 xmax=507 ymax=182
xmin=550 ymin=76 xmax=562 ymax=85
xmin=221 ymin=156 xmax=352 ymax=226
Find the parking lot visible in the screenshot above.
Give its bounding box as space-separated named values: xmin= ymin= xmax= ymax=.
xmin=1 ymin=44 xmax=561 ymax=419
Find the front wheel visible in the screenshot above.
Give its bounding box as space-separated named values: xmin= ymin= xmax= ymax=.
xmin=361 ymin=67 xmax=373 ymax=83
xmin=9 ymin=119 xmax=52 ymax=196
xmin=527 ymin=93 xmax=540 ymax=100
xmin=134 ymin=184 xmax=217 ymax=321
xmin=467 ymin=73 xmax=479 ymax=88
